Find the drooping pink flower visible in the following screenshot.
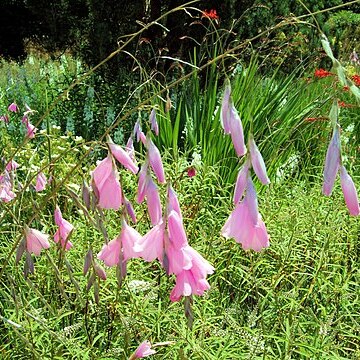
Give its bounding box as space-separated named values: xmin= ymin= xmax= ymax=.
xmin=340 ymin=165 xmax=360 ymax=216
xmin=108 ymin=137 xmax=138 ymax=174
xmin=150 ymin=109 xmax=159 ymax=136
xmin=22 ymin=116 xmax=37 ymax=139
xmin=134 ymin=221 xmax=165 ymax=262
xmin=133 ymin=340 xmax=156 ymax=358
xmin=165 ymin=211 xmax=192 ymax=275
xmin=0 ymin=171 xmax=15 ymax=202
xmin=233 ymin=158 xmax=250 ymax=204
xmin=35 ymin=172 xmax=47 ymax=192
xmin=97 ymin=218 xmax=142 ymax=266
xmin=249 ymin=135 xmax=270 ymax=185
xmin=5 ymin=159 xmax=19 ymax=172
xmin=0 ymin=115 xmax=9 ymax=124
xmin=137 ymin=161 xmax=149 ymax=204
xmin=322 ymin=126 xmax=341 ymax=196
xmin=91 ymin=154 xmax=122 ymax=210
xmin=222 ymin=175 xmax=270 ymax=252
xmin=8 ymin=103 xmax=18 ymax=112
xmin=145 ymin=177 xmax=162 ymax=225
xmin=169 ymin=245 xmax=214 ymax=302
xmin=120 ymin=218 xmax=143 ymax=260
xmin=25 ymin=226 xmax=50 ymax=256
xmin=97 ymin=236 xmax=122 ymax=267
xmin=26 ymin=121 xmax=37 ymax=139
xmin=54 ymin=206 xmax=74 ymax=250
xmin=147 ymin=139 xmax=165 ymax=183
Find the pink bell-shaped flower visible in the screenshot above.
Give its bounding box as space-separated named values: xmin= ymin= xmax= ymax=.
xmin=97 ymin=218 xmax=142 ymax=266
xmin=91 ymin=153 xmax=122 ymax=210
xmin=35 ymin=172 xmax=47 ymax=192
xmin=0 ymin=171 xmax=15 ymax=202
xmin=25 ymin=226 xmax=50 ymax=256
xmin=222 ymin=175 xmax=270 ymax=251
xmin=169 ymin=245 xmax=214 ymax=302
xmin=5 ymin=159 xmax=19 ymax=172
xmin=134 ymin=221 xmax=165 ymax=262
xmin=8 ymin=102 xmax=18 ymax=112
xmin=54 ymin=206 xmax=74 ymax=250
xmin=133 ymin=340 xmax=156 ymax=358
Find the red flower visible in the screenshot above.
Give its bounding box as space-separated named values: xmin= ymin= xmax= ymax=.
xmin=351 ymin=74 xmax=360 ymax=86
xmin=343 ymin=86 xmax=350 ymax=91
xmin=314 ymin=68 xmax=334 ymax=78
xmin=338 ymin=101 xmax=353 ymax=108
xmin=202 ymin=9 xmax=219 ymax=20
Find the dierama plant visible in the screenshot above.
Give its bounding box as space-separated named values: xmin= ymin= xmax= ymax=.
xmin=93 ymin=109 xmax=214 ymax=313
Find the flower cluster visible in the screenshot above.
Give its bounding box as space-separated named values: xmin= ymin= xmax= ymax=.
xmin=314 ymin=68 xmax=334 ymax=78
xmin=1 ymin=102 xmax=38 ymax=138
xmin=220 ymin=85 xmax=270 ymax=252
xmin=95 ymin=109 xmax=213 ymax=302
xmin=201 ymin=9 xmax=219 ymax=20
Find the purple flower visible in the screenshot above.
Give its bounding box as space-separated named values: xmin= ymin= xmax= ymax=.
xmin=8 ymin=103 xmax=18 ymax=113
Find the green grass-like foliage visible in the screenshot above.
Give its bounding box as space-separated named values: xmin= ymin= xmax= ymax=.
xmin=0 ymin=154 xmax=359 ymax=358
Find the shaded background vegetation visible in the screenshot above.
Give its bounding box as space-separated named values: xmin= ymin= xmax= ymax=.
xmin=1 ymin=0 xmax=360 ymax=75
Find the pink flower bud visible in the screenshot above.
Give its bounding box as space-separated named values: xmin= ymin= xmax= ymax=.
xmin=322 ymin=126 xmax=341 ymax=196
xmin=35 ymin=172 xmax=47 ymax=192
xmin=249 ymin=135 xmax=270 ymax=185
xmin=233 ymin=158 xmax=250 ymax=204
xmin=340 ymin=165 xmax=360 ymax=216
xmin=91 ymin=154 xmax=122 ymax=210
xmin=220 ymin=85 xmax=231 ymax=134
xmin=150 ymin=109 xmax=159 ymax=136
xmin=229 ymin=105 xmax=246 ymax=157
xmin=146 ymin=177 xmax=162 ymax=225
xmin=108 ymin=140 xmax=138 ymax=174
xmin=148 ymin=139 xmax=165 ymax=183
